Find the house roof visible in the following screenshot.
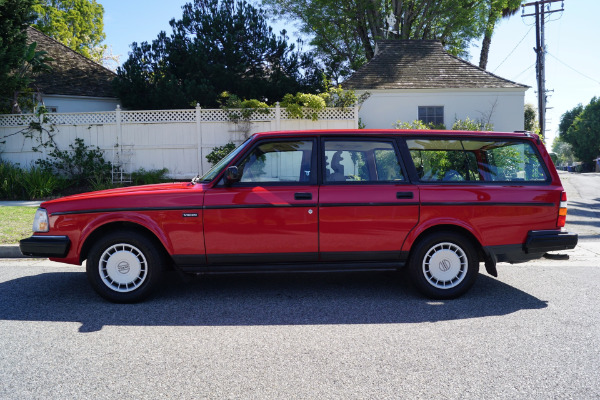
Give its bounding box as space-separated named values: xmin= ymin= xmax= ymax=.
xmin=26 ymin=27 xmax=116 ymax=98
xmin=344 ymin=40 xmax=528 ymax=90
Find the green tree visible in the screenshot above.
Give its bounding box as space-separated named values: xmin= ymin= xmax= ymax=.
xmin=32 ymin=0 xmax=106 ymax=62
xmin=558 ymin=103 xmax=584 ymax=145
xmin=524 ymin=103 xmax=539 ymax=133
xmin=562 ymin=97 xmax=600 ymax=164
xmin=0 ymin=0 xmax=48 ymax=113
xmin=551 ymin=135 xmax=575 ymax=166
xmin=114 ymin=0 xmax=322 ymax=110
xmin=264 ymin=0 xmax=490 ymax=81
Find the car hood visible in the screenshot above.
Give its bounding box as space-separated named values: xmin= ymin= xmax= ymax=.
xmin=41 ymin=182 xmax=207 ymax=214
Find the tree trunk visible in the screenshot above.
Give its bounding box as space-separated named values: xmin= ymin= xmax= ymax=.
xmin=479 ymin=30 xmax=492 ymax=69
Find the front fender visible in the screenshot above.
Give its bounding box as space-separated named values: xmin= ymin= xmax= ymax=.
xmin=78 ymin=212 xmax=174 ymax=257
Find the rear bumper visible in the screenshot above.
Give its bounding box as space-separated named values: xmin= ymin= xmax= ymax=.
xmin=19 ymin=236 xmax=71 ymax=258
xmin=525 ymin=230 xmax=578 ymax=253
xmin=484 ymin=230 xmax=578 ymax=264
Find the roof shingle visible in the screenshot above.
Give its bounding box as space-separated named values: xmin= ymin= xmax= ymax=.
xmin=27 ymin=27 xmax=116 ymax=98
xmin=344 ymin=40 xmax=528 ymax=90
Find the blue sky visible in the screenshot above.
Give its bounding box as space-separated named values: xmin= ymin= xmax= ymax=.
xmin=100 ymin=0 xmax=600 ymax=146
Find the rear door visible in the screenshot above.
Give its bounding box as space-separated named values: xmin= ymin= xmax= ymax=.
xmin=318 ymin=138 xmax=420 ymax=262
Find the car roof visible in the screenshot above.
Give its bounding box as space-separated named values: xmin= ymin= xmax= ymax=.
xmin=252 ymin=129 xmax=539 ymax=140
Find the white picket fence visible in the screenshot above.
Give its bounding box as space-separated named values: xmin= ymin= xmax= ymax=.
xmin=0 ymin=104 xmax=358 ymax=179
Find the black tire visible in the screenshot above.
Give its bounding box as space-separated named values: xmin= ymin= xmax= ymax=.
xmin=408 ymin=231 xmax=479 ymax=299
xmin=86 ymin=231 xmax=164 ymax=303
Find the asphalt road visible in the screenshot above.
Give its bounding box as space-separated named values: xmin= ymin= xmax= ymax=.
xmin=0 ymin=172 xmax=598 ymax=399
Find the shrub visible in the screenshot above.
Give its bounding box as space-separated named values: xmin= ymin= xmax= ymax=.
xmin=281 ymin=92 xmax=326 ymax=121
xmin=36 ymin=138 xmax=112 ymax=187
xmin=206 ymin=142 xmax=237 ymax=166
xmin=0 ymin=162 xmax=24 ymax=200
xmin=393 ymin=120 xmax=446 ymax=130
xmin=22 ymin=166 xmax=61 ymax=199
xmin=131 ymin=168 xmax=170 ymax=185
xmin=452 ymin=117 xmax=493 ymax=131
xmin=218 ymin=92 xmax=270 ymax=123
xmin=0 ymin=162 xmax=62 ymax=200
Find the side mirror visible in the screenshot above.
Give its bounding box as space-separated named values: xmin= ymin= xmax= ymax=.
xmin=224 ymin=166 xmax=240 ymax=185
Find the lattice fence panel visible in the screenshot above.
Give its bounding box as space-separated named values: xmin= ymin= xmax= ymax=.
xmin=280 ymin=108 xmax=356 ymax=120
xmin=0 ymin=114 xmax=36 ymax=126
xmin=121 ymin=109 xmax=196 ymax=124
xmin=199 ymin=109 xmax=229 ymax=122
xmin=48 ymin=112 xmax=117 ymax=125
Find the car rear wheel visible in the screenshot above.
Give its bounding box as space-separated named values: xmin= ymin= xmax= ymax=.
xmin=86 ymin=231 xmax=164 ymax=303
xmin=408 ymin=231 xmax=479 ymax=299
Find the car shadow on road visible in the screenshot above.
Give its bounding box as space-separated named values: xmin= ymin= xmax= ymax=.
xmin=0 ymin=270 xmax=547 ymax=332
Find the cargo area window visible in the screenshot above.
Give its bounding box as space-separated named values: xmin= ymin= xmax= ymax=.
xmin=407 ymin=139 xmax=548 ymax=183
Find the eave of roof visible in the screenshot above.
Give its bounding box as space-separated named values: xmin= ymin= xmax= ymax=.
xmin=26 ymin=27 xmax=117 ymax=98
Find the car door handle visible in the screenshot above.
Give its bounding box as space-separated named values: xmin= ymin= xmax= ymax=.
xmin=396 ymin=192 xmax=414 ymax=199
xmin=294 ymin=192 xmax=312 ymax=200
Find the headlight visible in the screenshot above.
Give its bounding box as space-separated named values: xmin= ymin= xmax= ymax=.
xmin=33 ymin=208 xmax=49 ymax=232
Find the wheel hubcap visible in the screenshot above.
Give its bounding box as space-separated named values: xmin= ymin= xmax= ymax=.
xmin=99 ymin=243 xmax=147 ymax=292
xmin=422 ymin=242 xmax=467 ymax=289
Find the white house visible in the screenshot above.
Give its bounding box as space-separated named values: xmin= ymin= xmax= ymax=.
xmin=27 ymin=27 xmax=119 ymax=113
xmin=344 ymin=40 xmax=528 ymax=132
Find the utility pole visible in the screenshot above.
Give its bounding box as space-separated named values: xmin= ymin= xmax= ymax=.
xmin=522 ymin=0 xmax=564 ymax=138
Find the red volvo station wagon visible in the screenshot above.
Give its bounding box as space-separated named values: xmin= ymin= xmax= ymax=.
xmin=21 ymin=130 xmax=578 ymax=302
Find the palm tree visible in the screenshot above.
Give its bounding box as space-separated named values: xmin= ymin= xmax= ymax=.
xmin=479 ymin=0 xmax=524 ymax=70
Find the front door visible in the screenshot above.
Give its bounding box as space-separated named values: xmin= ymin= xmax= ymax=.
xmin=204 ymin=138 xmax=318 ymax=265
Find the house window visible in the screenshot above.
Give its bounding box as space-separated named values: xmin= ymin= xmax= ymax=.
xmin=418 ymin=106 xmax=444 ymax=126
xmin=46 ymin=106 xmax=58 ymax=113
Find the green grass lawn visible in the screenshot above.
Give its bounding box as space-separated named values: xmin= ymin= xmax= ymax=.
xmin=0 ymin=207 xmax=37 ymax=244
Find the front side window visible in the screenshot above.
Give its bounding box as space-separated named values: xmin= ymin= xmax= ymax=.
xmin=407 ymin=139 xmax=548 ymax=183
xmin=324 ymin=140 xmax=405 ymax=183
xmin=418 ymin=106 xmax=444 ymax=126
xmin=238 ymin=140 xmax=313 ymax=183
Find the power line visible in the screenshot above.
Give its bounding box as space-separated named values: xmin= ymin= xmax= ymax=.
xmin=512 ymin=62 xmax=536 ymax=81
xmin=547 ymin=52 xmax=600 ymax=85
xmin=492 ymin=25 xmax=534 ymax=73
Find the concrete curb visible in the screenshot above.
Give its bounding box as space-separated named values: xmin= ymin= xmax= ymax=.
xmin=0 ymin=201 xmax=42 ymax=207
xmin=0 ymin=245 xmax=26 ymax=258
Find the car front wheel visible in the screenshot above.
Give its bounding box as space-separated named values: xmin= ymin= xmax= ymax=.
xmin=408 ymin=231 xmax=479 ymax=299
xmin=86 ymin=231 xmax=164 ymax=303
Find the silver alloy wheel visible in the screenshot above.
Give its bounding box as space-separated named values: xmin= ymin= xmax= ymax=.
xmin=99 ymin=243 xmax=148 ymax=292
xmin=422 ymin=242 xmax=468 ymax=289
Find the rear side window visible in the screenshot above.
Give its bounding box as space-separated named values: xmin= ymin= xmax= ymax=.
xmin=407 ymin=139 xmax=548 ymax=183
xmin=324 ymin=140 xmax=405 ymax=183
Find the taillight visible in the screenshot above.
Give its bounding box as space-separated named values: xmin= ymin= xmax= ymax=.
xmin=557 ymin=191 xmax=568 ymax=228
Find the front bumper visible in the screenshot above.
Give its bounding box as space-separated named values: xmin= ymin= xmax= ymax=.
xmin=19 ymin=236 xmax=71 ymax=258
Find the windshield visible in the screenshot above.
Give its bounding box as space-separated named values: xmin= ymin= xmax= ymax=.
xmin=199 ymin=138 xmax=252 ymax=182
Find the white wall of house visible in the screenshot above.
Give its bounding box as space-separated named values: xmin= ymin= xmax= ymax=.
xmin=358 ymin=88 xmax=527 ymax=132
xmin=41 ymin=94 xmax=120 ymax=113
